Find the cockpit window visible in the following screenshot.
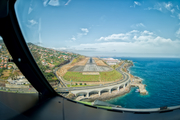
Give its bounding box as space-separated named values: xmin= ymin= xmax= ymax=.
xmin=14 ymin=0 xmax=180 ymax=109
xmin=0 ymin=36 xmax=37 ymax=93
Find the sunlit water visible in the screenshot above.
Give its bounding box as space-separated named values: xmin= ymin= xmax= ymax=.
xmin=106 ymin=57 xmax=180 ymax=109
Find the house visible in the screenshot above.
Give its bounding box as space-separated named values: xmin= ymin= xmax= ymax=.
xmin=8 ymin=66 xmax=12 ymax=69
xmin=4 ymin=64 xmax=7 ymax=68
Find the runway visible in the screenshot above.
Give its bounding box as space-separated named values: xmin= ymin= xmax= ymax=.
xmin=68 ymin=58 xmax=112 ymax=72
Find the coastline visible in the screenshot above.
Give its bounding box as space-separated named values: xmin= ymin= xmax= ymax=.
xmin=81 ymin=85 xmax=132 ymax=102
xmin=75 ymin=60 xmax=148 ymax=102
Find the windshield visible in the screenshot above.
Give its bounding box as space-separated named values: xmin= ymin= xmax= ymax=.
xmin=0 ymin=36 xmax=37 ymax=93
xmin=14 ymin=0 xmax=180 ymax=109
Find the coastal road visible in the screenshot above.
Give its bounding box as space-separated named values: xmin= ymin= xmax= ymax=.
xmin=56 ymin=61 xmax=130 ymax=92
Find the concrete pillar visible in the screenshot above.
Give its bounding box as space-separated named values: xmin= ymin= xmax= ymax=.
xmin=109 ymin=89 xmax=111 ymax=94
xmin=123 ymin=84 xmax=125 ymax=89
xmin=86 ymin=92 xmax=89 ymax=97
xmin=117 ymin=87 xmax=119 ymax=91
xmin=99 ymin=91 xmax=101 ymax=96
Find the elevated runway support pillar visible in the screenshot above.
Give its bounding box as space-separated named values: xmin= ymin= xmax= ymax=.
xmin=123 ymin=84 xmax=125 ymax=89
xmin=86 ymin=92 xmax=89 ymax=97
xmin=117 ymin=87 xmax=119 ymax=91
xmin=98 ymin=91 xmax=101 ymax=96
xmin=109 ymin=89 xmax=111 ymax=94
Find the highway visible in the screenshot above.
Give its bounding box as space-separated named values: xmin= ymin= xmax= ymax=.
xmin=56 ymin=61 xmax=130 ymax=93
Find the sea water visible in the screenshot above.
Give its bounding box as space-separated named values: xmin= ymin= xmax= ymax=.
xmin=106 ymin=57 xmax=180 ymax=109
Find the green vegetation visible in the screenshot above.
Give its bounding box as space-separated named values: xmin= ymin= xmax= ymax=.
xmin=71 ymin=55 xmax=85 ymax=64
xmin=76 ymin=101 xmax=112 ymax=109
xmin=63 ymin=70 xmax=122 ymax=82
xmin=27 ymin=43 xmax=81 ymax=83
xmin=0 ymin=69 xmax=12 ymax=80
xmin=100 ymin=70 xmax=122 ymax=82
xmin=63 ymin=72 xmax=99 ymax=82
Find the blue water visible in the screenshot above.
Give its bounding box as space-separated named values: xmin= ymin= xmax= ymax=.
xmin=106 ymin=57 xmax=180 ymax=109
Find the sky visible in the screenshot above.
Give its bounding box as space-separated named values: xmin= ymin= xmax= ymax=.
xmin=14 ymin=0 xmax=180 ymax=57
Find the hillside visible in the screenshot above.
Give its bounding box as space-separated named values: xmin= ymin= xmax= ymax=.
xmin=27 ymin=43 xmax=80 ymax=83
xmin=0 ymin=40 xmax=80 ymax=87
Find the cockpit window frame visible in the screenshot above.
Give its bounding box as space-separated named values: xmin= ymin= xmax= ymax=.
xmin=0 ymin=0 xmax=58 ymax=100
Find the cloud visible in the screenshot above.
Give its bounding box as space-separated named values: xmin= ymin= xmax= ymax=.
xmin=70 ymin=30 xmax=180 ymax=57
xmin=171 ymin=9 xmax=175 ymax=13
xmin=130 ymin=1 xmax=141 ymax=8
xmin=177 ymin=5 xmax=179 ymax=10
xmin=28 ymin=20 xmax=38 ymax=26
xmin=131 ymin=23 xmax=145 ymax=28
xmin=71 ymin=36 xmax=76 ymax=41
xmin=65 ymin=0 xmax=71 ymax=5
xmin=98 ymin=33 xmax=129 ymax=41
xmin=43 ymin=0 xmax=62 ymax=7
xmin=48 ymin=0 xmax=60 ymax=6
xmin=145 ymin=3 xmax=162 ymax=11
xmin=134 ymin=1 xmax=141 ymax=6
xmin=178 ymin=14 xmax=180 ymax=19
xmin=98 ymin=30 xmax=141 ymax=41
xmin=81 ymin=28 xmax=89 ymax=33
xmin=146 ymin=2 xmax=175 ymax=13
xmin=78 ymin=28 xmax=89 ymax=36
xmin=164 ymin=2 xmax=172 ymax=10
xmin=28 ymin=7 xmax=33 ymax=14
xmin=43 ymin=0 xmax=49 ymax=7
xmin=71 ymin=28 xmax=89 ymax=40
xmin=176 ymin=28 xmax=180 ymax=38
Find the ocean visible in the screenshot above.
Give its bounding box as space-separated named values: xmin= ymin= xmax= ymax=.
xmin=106 ymin=57 xmax=180 ymax=109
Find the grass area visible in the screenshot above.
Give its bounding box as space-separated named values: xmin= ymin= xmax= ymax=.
xmin=100 ymin=70 xmax=122 ymax=82
xmin=63 ymin=70 xmax=122 ymax=82
xmin=0 ymin=70 xmax=12 ymax=80
xmin=76 ymin=101 xmax=112 ymax=109
xmin=2 ymin=70 xmax=12 ymax=76
xmin=63 ymin=72 xmax=99 ymax=82
xmin=47 ymin=78 xmax=58 ymax=82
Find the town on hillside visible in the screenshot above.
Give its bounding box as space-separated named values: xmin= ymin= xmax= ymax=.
xmin=0 ymin=40 xmax=79 ymax=91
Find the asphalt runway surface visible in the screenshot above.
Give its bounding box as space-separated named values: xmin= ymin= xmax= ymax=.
xmin=68 ymin=58 xmax=112 ymax=72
